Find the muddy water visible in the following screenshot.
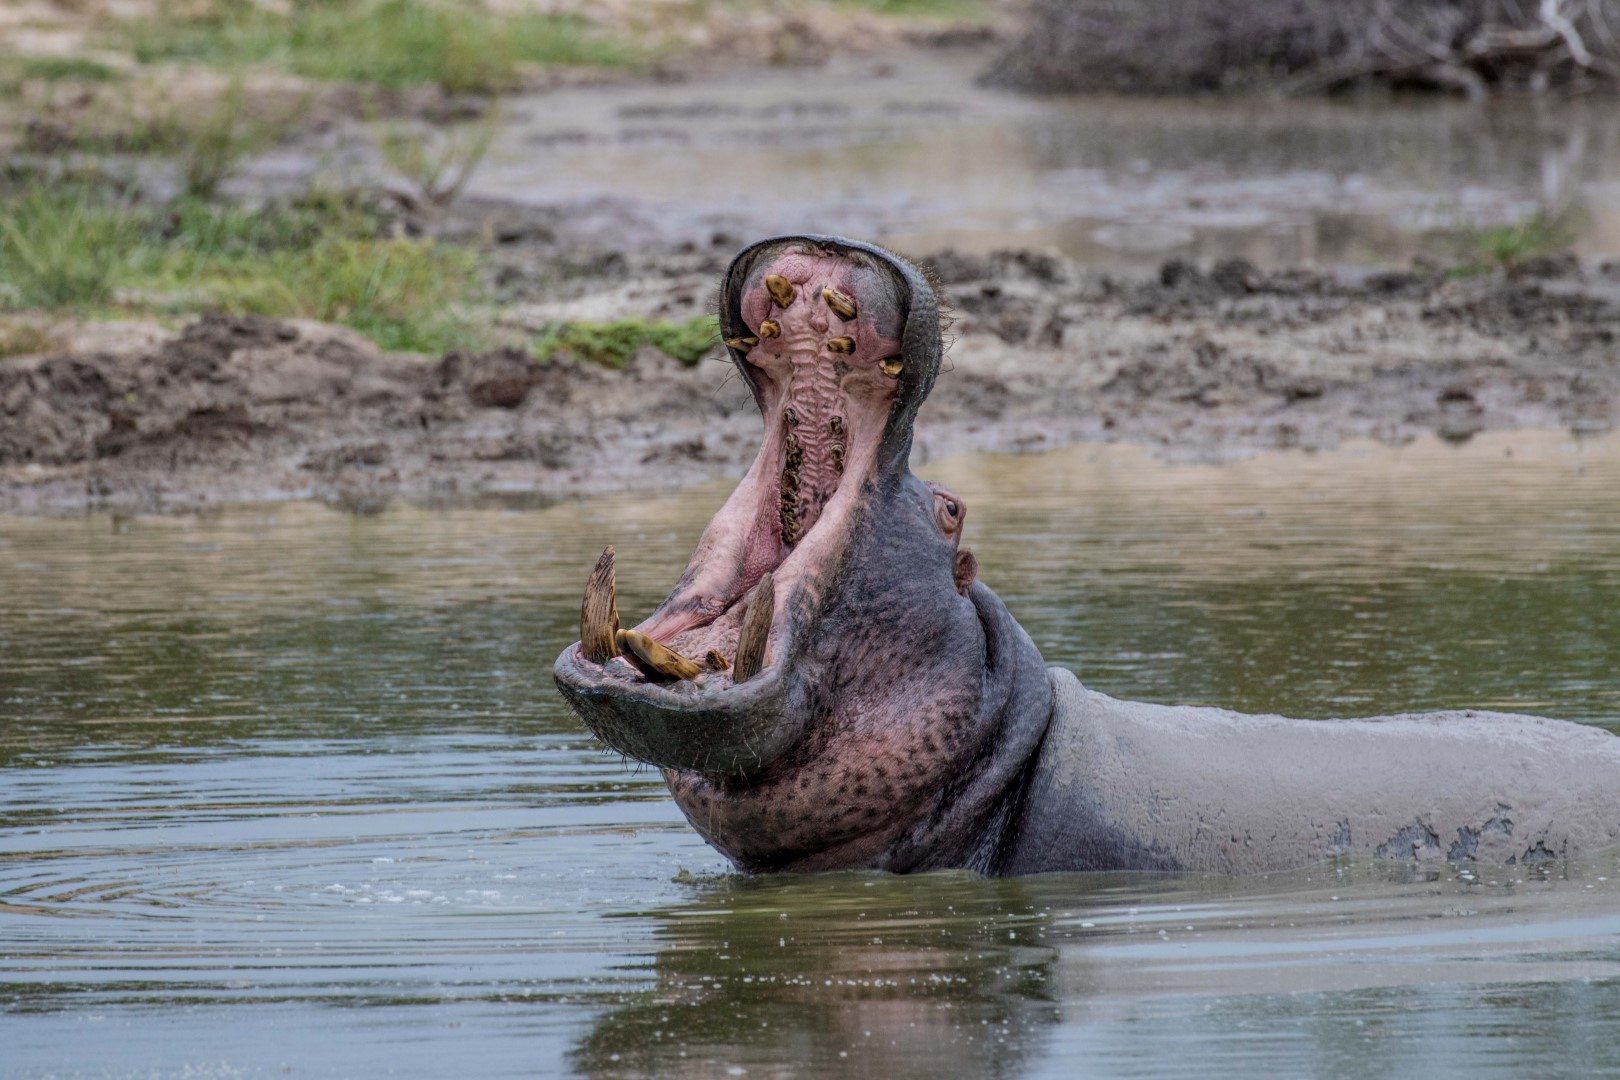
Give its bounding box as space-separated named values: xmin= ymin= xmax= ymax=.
xmin=454 ymin=50 xmax=1620 ymax=267
xmin=3 ymin=429 xmax=1620 ymax=1077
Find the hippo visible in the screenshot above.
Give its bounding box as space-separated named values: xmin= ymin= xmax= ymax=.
xmin=553 ymin=234 xmax=1620 ymax=875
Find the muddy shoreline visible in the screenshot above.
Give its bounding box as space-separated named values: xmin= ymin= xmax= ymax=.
xmin=3 ymin=251 xmax=1616 ymax=515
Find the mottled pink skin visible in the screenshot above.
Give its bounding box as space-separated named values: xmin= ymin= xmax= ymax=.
xmin=641 ymin=251 xmax=905 ymax=666
xmin=665 ymin=583 xmax=987 ymax=870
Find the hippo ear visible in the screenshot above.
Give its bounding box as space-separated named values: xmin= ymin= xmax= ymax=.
xmin=718 ymin=233 xmax=945 ymax=471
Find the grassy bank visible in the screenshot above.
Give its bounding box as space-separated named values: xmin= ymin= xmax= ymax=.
xmin=0 ymin=183 xmax=476 ymax=353
xmin=0 ymin=180 xmax=720 ymax=363
xmin=106 ymin=0 xmax=644 ymax=94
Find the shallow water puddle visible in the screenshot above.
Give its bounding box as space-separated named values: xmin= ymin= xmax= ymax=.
xmin=2 ymin=429 xmax=1619 ymax=1077
xmin=441 ymin=51 xmax=1620 ymax=266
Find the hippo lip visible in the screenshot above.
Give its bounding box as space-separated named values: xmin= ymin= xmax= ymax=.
xmin=554 ymin=237 xmax=913 ymax=775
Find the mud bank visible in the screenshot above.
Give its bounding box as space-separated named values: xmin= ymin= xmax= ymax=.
xmin=2 ymin=255 xmax=1617 ymax=513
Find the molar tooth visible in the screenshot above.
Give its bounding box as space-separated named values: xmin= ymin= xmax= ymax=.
xmin=828 ymin=415 xmax=844 ymax=436
xmin=822 ymin=285 xmax=857 ymax=319
xmin=580 ymin=546 xmax=620 ymax=663
xmin=616 ymin=628 xmax=703 ymax=681
xmin=831 ymin=442 xmax=845 ymax=472
xmin=759 ymin=319 xmax=780 ymax=339
xmin=732 ymin=573 xmax=774 ymax=683
xmin=783 ymin=405 xmax=799 ymax=426
xmin=704 ymin=650 xmax=730 ymax=672
xmin=726 ymin=335 xmax=759 ymax=350
xmin=765 ymin=274 xmax=795 ymax=307
xmin=826 ymin=336 xmax=855 ymax=354
xmin=880 ymin=356 xmax=903 ymax=377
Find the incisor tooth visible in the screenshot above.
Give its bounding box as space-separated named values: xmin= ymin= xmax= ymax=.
xmin=732 ymin=572 xmax=774 ymax=683
xmin=580 ymin=546 xmax=620 ymax=663
xmin=759 ymin=319 xmax=780 ymax=339
xmin=726 ymin=335 xmax=759 ymax=350
xmin=827 ymin=336 xmax=855 ymax=354
xmin=765 ymin=274 xmax=795 ymax=307
xmin=617 ymin=629 xmax=703 ymax=681
xmin=880 ymin=356 xmax=903 ymax=377
xmin=822 ymin=285 xmax=856 ymax=319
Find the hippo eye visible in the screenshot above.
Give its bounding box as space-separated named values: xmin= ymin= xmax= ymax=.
xmin=945 ymin=500 xmax=959 ymax=519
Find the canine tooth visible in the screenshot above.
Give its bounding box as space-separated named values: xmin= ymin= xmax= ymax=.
xmin=827 ymin=336 xmax=855 ymax=354
xmin=822 ymin=285 xmax=857 ymax=319
xmin=759 ymin=319 xmax=780 ymax=339
xmin=580 ymin=546 xmax=620 ymax=663
xmin=732 ymin=573 xmax=774 ymax=683
xmin=617 ymin=628 xmax=702 ymax=681
xmin=765 ymin=274 xmax=795 ymax=307
xmin=726 ymin=335 xmax=759 ymax=350
xmin=880 ymin=356 xmax=903 ymax=377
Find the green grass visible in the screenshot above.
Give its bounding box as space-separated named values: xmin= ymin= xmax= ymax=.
xmin=534 ymin=316 xmax=720 ymax=368
xmin=0 ymin=183 xmax=721 ymax=361
xmin=203 ymin=237 xmax=480 ymax=353
xmin=0 ymin=184 xmax=482 ymax=353
xmin=0 ymin=185 xmax=141 ymax=308
xmin=116 ymin=0 xmax=642 ymax=93
xmin=6 ymin=54 xmax=124 ymax=82
xmin=1452 ymin=210 xmax=1577 ymax=274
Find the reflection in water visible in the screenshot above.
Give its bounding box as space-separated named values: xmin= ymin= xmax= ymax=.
xmin=576 ymin=863 xmax=1620 ymax=1078
xmin=2 ymin=430 xmax=1619 ymax=1075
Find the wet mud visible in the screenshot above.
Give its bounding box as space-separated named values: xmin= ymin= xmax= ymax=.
xmin=3 ymin=252 xmax=1616 ymax=513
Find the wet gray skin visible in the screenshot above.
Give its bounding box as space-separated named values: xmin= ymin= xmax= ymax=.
xmin=554 ymin=234 xmax=1620 ymax=875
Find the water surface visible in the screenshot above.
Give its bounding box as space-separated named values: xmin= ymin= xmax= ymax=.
xmin=440 ymin=51 xmax=1620 ymax=267
xmin=3 ymin=429 xmax=1620 ymax=1077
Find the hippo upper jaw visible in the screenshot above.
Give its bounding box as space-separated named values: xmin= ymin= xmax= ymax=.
xmin=554 ymin=236 xmax=925 ymax=778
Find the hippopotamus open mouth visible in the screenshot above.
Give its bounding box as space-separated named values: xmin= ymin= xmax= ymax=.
xmin=553 ymin=234 xmax=1053 ymax=872
xmin=557 ymin=234 xmax=1620 ymax=877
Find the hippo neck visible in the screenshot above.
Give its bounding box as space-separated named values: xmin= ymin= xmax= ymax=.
xmin=878 ymin=578 xmax=1056 ymax=873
